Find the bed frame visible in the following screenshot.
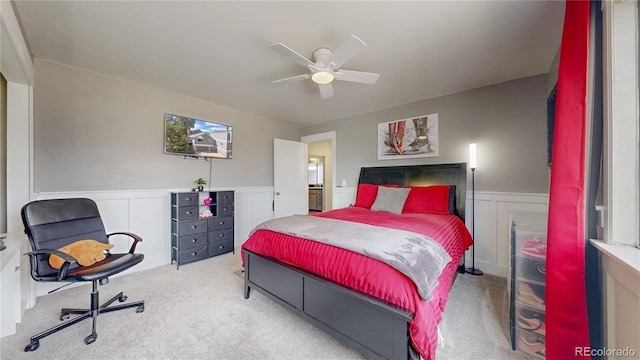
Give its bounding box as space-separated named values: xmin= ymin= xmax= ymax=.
xmin=243 ymin=163 xmax=467 ymax=360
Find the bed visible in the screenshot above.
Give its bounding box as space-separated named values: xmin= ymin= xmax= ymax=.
xmin=241 ymin=163 xmax=473 ymax=360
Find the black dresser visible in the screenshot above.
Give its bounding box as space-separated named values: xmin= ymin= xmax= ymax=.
xmin=171 ymin=191 xmax=234 ymax=269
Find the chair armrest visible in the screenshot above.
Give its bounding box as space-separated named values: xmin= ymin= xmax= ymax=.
xmin=24 ymin=249 xmax=78 ymax=281
xmin=106 ymin=232 xmax=143 ymax=253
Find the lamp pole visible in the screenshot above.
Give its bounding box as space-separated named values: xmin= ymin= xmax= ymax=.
xmin=466 ymin=144 xmax=483 ymax=276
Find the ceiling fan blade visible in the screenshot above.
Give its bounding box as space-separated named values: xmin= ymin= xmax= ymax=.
xmin=270 ymin=43 xmax=314 ymax=67
xmin=319 ymin=83 xmax=334 ymax=99
xmin=336 ymin=70 xmax=380 ymax=84
xmin=272 ymin=74 xmax=309 ymax=84
xmin=328 ymin=35 xmax=367 ymax=69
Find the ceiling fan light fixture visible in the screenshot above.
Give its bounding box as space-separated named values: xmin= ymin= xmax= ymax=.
xmin=311 ymin=71 xmax=334 ymax=85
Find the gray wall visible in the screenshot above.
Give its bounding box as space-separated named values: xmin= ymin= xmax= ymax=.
xmin=548 ymin=48 xmax=560 ymax=94
xmin=33 ymin=60 xmax=300 ymax=192
xmin=302 ymin=74 xmax=550 ymax=193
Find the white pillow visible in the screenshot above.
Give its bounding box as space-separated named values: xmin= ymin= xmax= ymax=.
xmin=370 ymin=186 xmax=410 ymax=214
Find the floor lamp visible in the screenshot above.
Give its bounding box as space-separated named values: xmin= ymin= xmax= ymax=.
xmin=466 ymin=143 xmax=483 ymax=276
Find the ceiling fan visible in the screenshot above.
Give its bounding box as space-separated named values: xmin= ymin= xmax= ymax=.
xmin=270 ymin=35 xmax=380 ymax=99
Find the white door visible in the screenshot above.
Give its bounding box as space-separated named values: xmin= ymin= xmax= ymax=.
xmin=273 ymin=138 xmax=308 ymax=218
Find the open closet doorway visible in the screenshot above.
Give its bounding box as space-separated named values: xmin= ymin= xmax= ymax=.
xmin=301 ymin=131 xmax=336 ymax=211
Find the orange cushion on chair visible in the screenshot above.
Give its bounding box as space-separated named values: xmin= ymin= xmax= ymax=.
xmin=48 ymin=239 xmax=114 ymax=269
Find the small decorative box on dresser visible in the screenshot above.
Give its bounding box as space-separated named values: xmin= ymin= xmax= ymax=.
xmin=171 ymin=191 xmax=234 ymax=269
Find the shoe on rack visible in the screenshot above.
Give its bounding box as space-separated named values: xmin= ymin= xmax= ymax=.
xmin=518 ymin=283 xmax=545 ymax=308
xmin=522 ymin=241 xmax=547 ymax=259
xmin=521 ymin=258 xmax=546 ymax=282
xmin=537 ymin=263 xmax=546 ymax=276
xmin=518 ymin=331 xmax=545 ymax=354
xmin=517 ymin=309 xmax=546 ymax=335
xmin=522 ymin=237 xmax=545 ymax=249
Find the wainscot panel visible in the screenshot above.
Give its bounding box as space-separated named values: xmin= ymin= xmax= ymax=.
xmin=30 ymin=188 xmax=547 ymax=293
xmin=32 ymin=187 xmax=274 ymax=297
xmin=316 ymin=187 xmax=549 ymax=278
xmin=469 ymin=191 xmax=549 ymax=277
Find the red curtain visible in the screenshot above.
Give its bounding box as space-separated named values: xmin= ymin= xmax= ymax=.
xmin=546 ymin=0 xmax=591 ymax=358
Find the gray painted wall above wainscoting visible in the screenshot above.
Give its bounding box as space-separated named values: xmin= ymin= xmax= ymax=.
xmin=301 ymin=74 xmax=550 ymax=194
xmin=33 ymin=59 xmax=301 ymax=193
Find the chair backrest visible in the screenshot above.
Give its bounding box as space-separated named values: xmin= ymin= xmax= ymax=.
xmin=21 ymin=198 xmax=108 ymax=280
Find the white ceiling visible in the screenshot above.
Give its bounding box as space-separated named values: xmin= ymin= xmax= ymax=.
xmin=14 ymin=1 xmax=565 ymax=126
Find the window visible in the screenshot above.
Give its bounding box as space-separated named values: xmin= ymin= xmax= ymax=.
xmin=602 ymin=0 xmax=640 ymax=247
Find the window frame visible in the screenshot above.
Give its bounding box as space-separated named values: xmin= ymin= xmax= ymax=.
xmin=602 ymin=0 xmax=640 ymax=247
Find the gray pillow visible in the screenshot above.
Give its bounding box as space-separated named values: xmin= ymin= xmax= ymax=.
xmin=370 ymin=186 xmax=411 ymax=214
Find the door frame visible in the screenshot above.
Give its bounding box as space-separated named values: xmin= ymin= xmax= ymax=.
xmin=301 ymin=131 xmax=336 ymax=211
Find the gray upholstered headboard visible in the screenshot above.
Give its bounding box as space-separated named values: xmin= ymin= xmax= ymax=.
xmin=357 ymin=163 xmax=467 ymax=221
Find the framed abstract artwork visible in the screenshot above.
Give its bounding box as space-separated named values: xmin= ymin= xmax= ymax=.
xmin=377 ymin=113 xmax=439 ymax=160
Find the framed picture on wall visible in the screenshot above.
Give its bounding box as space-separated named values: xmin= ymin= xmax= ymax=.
xmin=377 ymin=113 xmax=439 ymax=160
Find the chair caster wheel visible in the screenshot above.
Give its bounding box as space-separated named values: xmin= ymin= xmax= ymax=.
xmin=24 ymin=340 xmax=39 ymax=352
xmin=136 ymin=305 xmax=144 ymax=313
xmin=119 ymin=295 xmax=128 ymax=302
xmin=84 ymin=334 xmax=97 ymax=345
xmin=60 ymin=313 xmax=70 ymax=321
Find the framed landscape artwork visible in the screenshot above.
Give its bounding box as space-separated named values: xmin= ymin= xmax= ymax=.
xmin=378 ymin=113 xmax=439 ymax=160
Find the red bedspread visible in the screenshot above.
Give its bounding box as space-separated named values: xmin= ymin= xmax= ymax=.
xmin=241 ymin=207 xmax=473 ymax=359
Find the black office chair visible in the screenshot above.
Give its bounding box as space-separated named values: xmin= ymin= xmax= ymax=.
xmin=21 ymin=198 xmax=145 ymax=352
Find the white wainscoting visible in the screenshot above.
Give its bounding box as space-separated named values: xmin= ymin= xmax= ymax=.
xmin=592 ymin=241 xmax=640 ymax=356
xmin=32 ymin=187 xmax=274 ymax=297
xmin=603 ymin=254 xmax=640 ymax=357
xmin=306 ymin=186 xmax=549 ymax=278
xmin=468 ymin=192 xmax=549 ymax=277
xmin=29 ymin=188 xmax=547 ymax=296
xmin=334 ymin=186 xmax=356 ymax=209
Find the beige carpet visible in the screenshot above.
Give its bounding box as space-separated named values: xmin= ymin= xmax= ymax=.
xmin=0 ymin=250 xmax=534 ymax=359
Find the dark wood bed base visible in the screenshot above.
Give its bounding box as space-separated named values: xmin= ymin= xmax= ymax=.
xmin=243 ymin=163 xmax=468 ymax=360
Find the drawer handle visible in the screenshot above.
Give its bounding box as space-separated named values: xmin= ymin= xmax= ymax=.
xmin=224 ymin=195 xmax=228 ymax=199
xmin=219 ymin=245 xmax=224 ymax=249
xmin=190 ymin=225 xmax=197 ymax=229
xmin=223 ymin=207 xmax=228 ymax=211
xmin=219 ymin=221 xmax=225 ymax=225
xmin=191 ymin=238 xmax=197 ymax=242
xmin=185 ymin=211 xmax=192 ymax=215
xmin=191 ymin=252 xmax=197 ymax=256
xmin=219 ymin=234 xmax=224 ymax=238
xmin=185 ymin=197 xmax=191 ymax=201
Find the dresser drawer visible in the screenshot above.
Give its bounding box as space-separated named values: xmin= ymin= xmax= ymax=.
xmin=179 ymin=245 xmax=209 ymax=264
xmin=209 ymin=216 xmax=233 ymax=231
xmin=217 ymin=191 xmax=234 ymax=204
xmin=218 ymin=204 xmax=234 ymax=216
xmin=174 ymin=192 xmax=198 ymax=207
xmin=209 ymin=240 xmax=233 ymax=257
xmin=174 ymin=219 xmax=208 ymax=236
xmin=209 ymin=228 xmax=234 ymax=245
xmin=171 ymin=206 xmax=198 ymax=221
xmin=176 ymin=232 xmax=208 ymax=250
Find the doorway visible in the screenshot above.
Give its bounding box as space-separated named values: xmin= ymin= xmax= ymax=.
xmin=308 ymin=155 xmax=325 ymax=212
xmin=301 ymin=131 xmax=336 ymax=211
